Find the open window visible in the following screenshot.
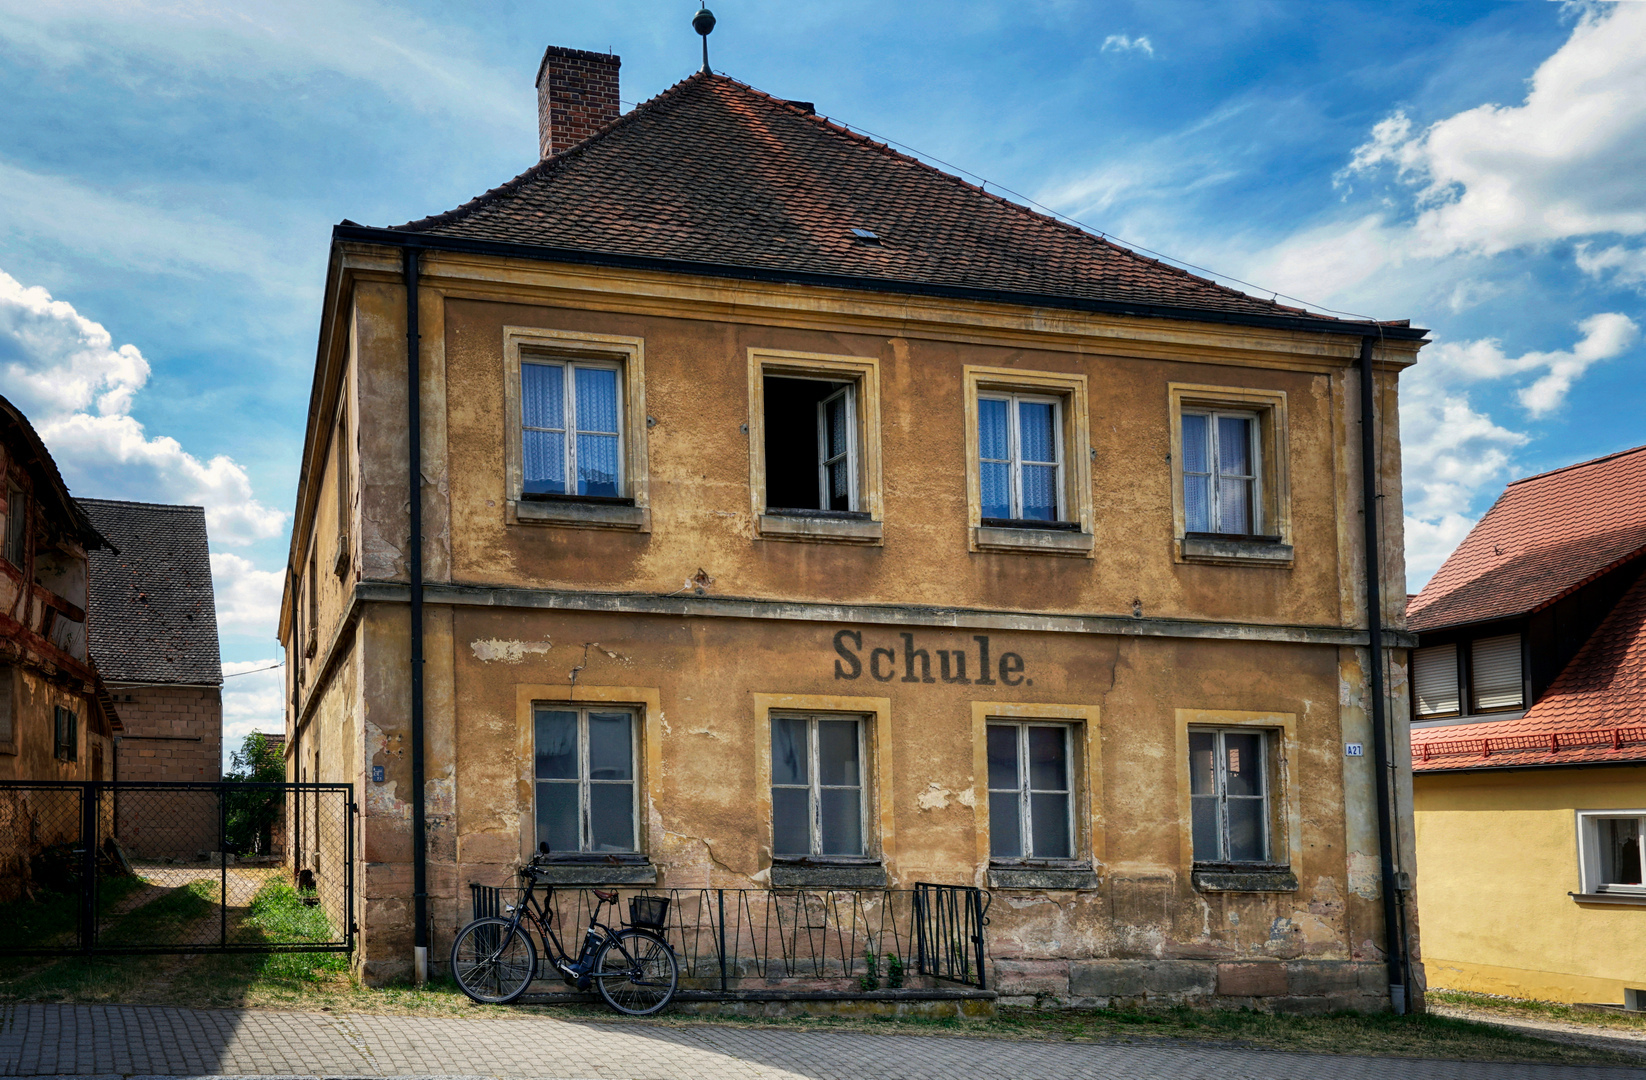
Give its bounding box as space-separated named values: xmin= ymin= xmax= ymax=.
xmin=763 ymin=376 xmax=859 ymax=514
xmin=749 ymin=350 xmax=882 ymax=545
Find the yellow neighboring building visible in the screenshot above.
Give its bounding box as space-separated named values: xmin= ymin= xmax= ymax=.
xmin=1409 ymin=445 xmax=1646 ymax=1005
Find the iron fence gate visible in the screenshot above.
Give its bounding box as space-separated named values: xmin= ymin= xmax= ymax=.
xmin=0 ymin=781 xmax=355 ymax=955
xmin=469 ymin=882 xmax=992 ymax=990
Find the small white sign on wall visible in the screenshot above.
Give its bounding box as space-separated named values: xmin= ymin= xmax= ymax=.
xmin=1344 ymin=743 xmax=1365 ymax=757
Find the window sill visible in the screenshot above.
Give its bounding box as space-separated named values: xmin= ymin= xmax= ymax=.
xmin=758 ymin=512 xmax=883 ymax=546
xmin=529 ymin=861 xmax=658 ymax=886
xmin=988 ymin=865 xmax=1100 ymax=890
xmin=770 ymin=862 xmax=888 ymax=888
xmin=1192 ymin=867 xmax=1298 ymax=893
xmin=512 ymin=498 xmax=649 ymax=532
xmin=973 ymin=525 xmax=1094 ymax=558
xmin=1179 ymin=535 xmax=1293 ymax=567
xmin=1571 ymin=891 xmax=1646 ymax=907
xmin=0 ymin=741 xmax=15 ymax=757
xmin=1413 ymin=710 xmax=1526 ymax=729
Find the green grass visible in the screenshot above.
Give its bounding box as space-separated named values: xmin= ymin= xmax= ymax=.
xmin=1431 ymin=988 xmax=1646 ymax=1033
xmin=242 ymin=882 xmax=349 ymax=982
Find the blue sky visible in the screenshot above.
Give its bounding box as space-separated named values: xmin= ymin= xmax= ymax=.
xmin=1 ymin=1 xmax=1642 ymax=753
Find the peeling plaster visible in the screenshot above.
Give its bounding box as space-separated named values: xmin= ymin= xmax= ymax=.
xmin=1347 ymin=851 xmax=1381 ymax=899
xmin=915 ymin=782 xmax=974 ymax=811
xmin=470 ymin=637 xmax=552 ymax=663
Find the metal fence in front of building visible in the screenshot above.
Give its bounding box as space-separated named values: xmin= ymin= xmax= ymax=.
xmin=470 ymin=881 xmax=991 ymax=990
xmin=0 ymin=781 xmax=355 ymax=956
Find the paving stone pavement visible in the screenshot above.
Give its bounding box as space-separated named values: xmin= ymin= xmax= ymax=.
xmin=0 ymin=1004 xmax=1642 ymax=1080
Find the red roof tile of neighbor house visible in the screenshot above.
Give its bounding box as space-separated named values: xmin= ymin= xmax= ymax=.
xmin=1413 ymin=568 xmax=1646 ymax=772
xmin=395 ymin=73 xmax=1406 ymax=330
xmin=1406 ymin=444 xmax=1646 ymax=634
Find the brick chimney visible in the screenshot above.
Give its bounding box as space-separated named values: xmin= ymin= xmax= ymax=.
xmin=536 ymin=46 xmax=621 ymax=159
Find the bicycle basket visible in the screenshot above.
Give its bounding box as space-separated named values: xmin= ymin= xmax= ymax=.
xmin=628 ymin=894 xmax=670 ymax=932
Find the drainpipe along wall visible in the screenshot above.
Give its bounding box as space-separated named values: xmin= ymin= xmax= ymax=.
xmin=405 ymin=247 xmax=429 ymax=985
xmin=1358 ymin=334 xmax=1410 ymax=1013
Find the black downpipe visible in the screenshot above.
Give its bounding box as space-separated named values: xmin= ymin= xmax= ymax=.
xmin=1358 ymin=334 xmax=1408 ymax=1012
xmin=405 ymin=247 xmax=428 ymax=981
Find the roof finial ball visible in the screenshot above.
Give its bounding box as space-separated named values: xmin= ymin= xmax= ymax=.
xmin=693 ymin=5 xmax=716 ymax=74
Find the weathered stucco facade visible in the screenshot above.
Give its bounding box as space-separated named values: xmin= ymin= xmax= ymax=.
xmin=282 ymin=250 xmax=1423 ymax=1006
xmin=281 ymin=58 xmax=1424 ymax=1010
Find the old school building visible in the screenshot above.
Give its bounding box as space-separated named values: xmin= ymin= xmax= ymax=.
xmin=283 ymin=45 xmax=1427 ymax=1008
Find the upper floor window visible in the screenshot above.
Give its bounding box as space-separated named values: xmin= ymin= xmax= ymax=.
xmin=1181 ymin=410 xmax=1260 ymax=536
xmin=979 ymin=393 xmax=1064 ymax=524
xmin=1412 ymin=633 xmax=1523 ymax=720
xmin=771 ymin=713 xmax=866 ymax=858
xmin=987 ymin=721 xmax=1075 ymax=860
xmin=521 ymin=359 xmax=624 ymax=499
xmin=1189 ymin=727 xmax=1274 ymax=864
xmin=534 ymin=705 xmax=638 ymax=854
xmin=763 ymin=376 xmax=859 ymax=513
xmin=1168 ymin=384 xmax=1290 ymax=566
xmin=3 ymin=483 xmax=24 ymax=567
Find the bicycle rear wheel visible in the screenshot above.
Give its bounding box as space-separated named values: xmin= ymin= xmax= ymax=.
xmin=593 ymin=928 xmax=678 ymax=1015
xmin=451 ymin=916 xmax=537 ymax=1004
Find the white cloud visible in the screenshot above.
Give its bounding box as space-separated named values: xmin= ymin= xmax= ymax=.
xmin=1576 ymin=242 xmax=1646 ymax=291
xmin=1419 ymin=312 xmax=1638 ymax=417
xmin=211 ymin=552 xmax=285 ymax=635
xmin=1341 ymin=4 xmax=1646 ymax=259
xmin=1100 ymin=34 xmax=1154 ymax=57
xmin=0 ymin=267 xmax=286 ymax=546
xmin=221 ymin=658 xmax=285 ymax=770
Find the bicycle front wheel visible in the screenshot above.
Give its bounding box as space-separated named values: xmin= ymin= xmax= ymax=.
xmin=593 ymin=928 xmax=679 ymax=1015
xmin=450 ymin=916 xmax=537 ymax=1004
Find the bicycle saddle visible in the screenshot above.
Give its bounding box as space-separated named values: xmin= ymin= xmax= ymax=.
xmin=593 ymin=889 xmax=618 ymax=904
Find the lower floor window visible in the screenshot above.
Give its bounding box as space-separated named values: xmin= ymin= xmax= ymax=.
xmin=1580 ymin=812 xmax=1645 ymax=894
xmin=987 ymin=722 xmax=1074 ymax=860
xmin=1189 ymin=727 xmax=1272 ymax=863
xmin=771 ymin=713 xmax=865 ymax=857
xmin=534 ymin=705 xmax=637 ymax=854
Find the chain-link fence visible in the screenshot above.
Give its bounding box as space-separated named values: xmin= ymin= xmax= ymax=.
xmin=0 ymin=782 xmax=354 ymax=955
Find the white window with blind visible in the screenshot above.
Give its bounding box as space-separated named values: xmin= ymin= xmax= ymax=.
xmin=1577 ymin=811 xmax=1646 ymax=896
xmin=1411 ymin=633 xmax=1523 ymax=721
xmin=1412 ymin=643 xmax=1460 ymax=719
xmin=1470 ymin=634 xmax=1524 ymax=712
xmin=979 ymin=393 xmax=1066 ymax=524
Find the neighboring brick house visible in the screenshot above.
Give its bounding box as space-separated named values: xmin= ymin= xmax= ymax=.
xmin=78 ymin=500 xmax=223 ymax=784
xmin=1408 ymin=445 xmax=1646 ymax=1004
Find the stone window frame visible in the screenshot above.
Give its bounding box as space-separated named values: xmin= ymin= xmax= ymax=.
xmin=962 ymin=366 xmax=1094 ymax=557
xmin=969 ymin=701 xmax=1102 ymax=890
xmin=1175 ymin=708 xmax=1300 ymax=893
xmin=502 ymin=327 xmax=651 ymax=533
xmin=1167 ymin=383 xmax=1292 ymax=567
xmin=513 ymin=682 xmax=662 ymax=886
xmin=746 ymin=349 xmax=884 ymax=546
xmin=752 ymin=692 xmax=894 ymax=887
xmin=1573 ymin=808 xmax=1646 ymax=904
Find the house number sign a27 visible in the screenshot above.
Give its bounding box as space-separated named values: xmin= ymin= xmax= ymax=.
xmin=832 ymin=630 xmax=1032 ymax=686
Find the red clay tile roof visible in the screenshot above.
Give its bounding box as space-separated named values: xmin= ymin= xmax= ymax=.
xmin=395 ymin=73 xmax=1394 ymax=329
xmin=1414 ymin=568 xmax=1646 ymax=772
xmin=1406 ymin=444 xmax=1646 ymax=633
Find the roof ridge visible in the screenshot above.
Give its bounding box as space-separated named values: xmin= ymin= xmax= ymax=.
xmin=77 ymin=497 xmax=206 ymax=512
xmin=1507 ymin=442 xmax=1646 ymax=488
xmin=726 ymin=77 xmax=1337 ymax=322
xmin=396 ymin=71 xmax=712 ymax=234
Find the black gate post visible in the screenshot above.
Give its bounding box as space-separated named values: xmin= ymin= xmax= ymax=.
xmin=219 ymin=785 xmax=228 ymax=946
xmin=78 ymin=782 xmax=97 ymax=953
xmin=717 ymin=889 xmax=728 ymax=991
xmin=971 ymin=889 xmax=987 ymax=991
xmin=913 ymin=885 xmax=927 ymax=979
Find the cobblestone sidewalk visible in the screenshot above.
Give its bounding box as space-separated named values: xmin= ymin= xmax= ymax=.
xmin=1 ymin=1004 xmax=1641 ymax=1080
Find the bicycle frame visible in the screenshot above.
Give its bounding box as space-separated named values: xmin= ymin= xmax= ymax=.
xmin=503 ymin=871 xmax=629 ymax=984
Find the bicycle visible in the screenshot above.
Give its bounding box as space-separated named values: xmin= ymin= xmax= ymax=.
xmin=449 ymin=853 xmax=679 ymax=1014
